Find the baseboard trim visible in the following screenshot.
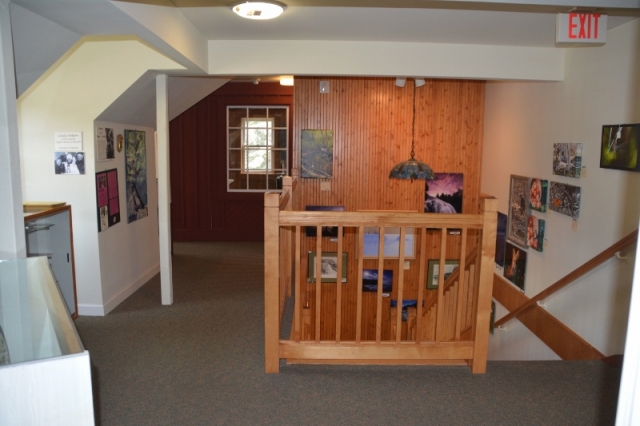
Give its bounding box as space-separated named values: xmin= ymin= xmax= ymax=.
xmin=77 ymin=304 xmax=105 ymax=316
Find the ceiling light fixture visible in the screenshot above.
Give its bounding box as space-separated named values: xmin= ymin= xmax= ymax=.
xmin=389 ymin=81 xmax=435 ymax=182
xmin=414 ymin=78 xmax=426 ymax=87
xmin=395 ymin=78 xmax=406 ymax=88
xmin=232 ymin=1 xmax=286 ymax=20
xmin=280 ymin=76 xmax=294 ymax=86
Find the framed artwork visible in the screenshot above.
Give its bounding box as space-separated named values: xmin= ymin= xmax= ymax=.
xmin=426 ymin=259 xmax=459 ymax=289
xmin=527 ymin=216 xmax=545 ymax=252
xmin=95 ymin=168 xmax=121 ymax=232
xmin=504 ymin=241 xmax=527 ymax=291
xmin=54 ymin=152 xmax=85 ymax=175
xmin=390 ymin=299 xmax=421 ymax=321
xmin=553 ymin=143 xmax=582 ymax=178
xmin=529 ymin=178 xmax=548 ymax=212
xmin=424 ymin=173 xmax=463 ymax=213
xmin=362 ymin=227 xmax=416 ymax=259
xmin=305 ymin=206 xmax=345 ymax=237
xmin=549 ymin=181 xmax=581 ymax=219
xmin=301 ymin=129 xmax=334 ymax=178
xmin=507 ymin=175 xmax=530 ymax=248
xmin=600 ymin=124 xmax=640 ymax=171
xmin=125 ymin=129 xmax=148 ymax=223
xmin=362 ymin=269 xmax=393 ymax=293
xmin=307 ymin=252 xmax=347 ymax=283
xmin=495 ymin=212 xmax=507 ymax=267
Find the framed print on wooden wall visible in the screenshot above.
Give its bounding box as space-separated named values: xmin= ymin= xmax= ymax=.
xmin=426 ymin=259 xmax=460 ymax=290
xmin=600 ymin=124 xmax=640 ymax=171
xmin=507 ymin=175 xmax=530 ymax=248
xmin=301 ymin=129 xmax=334 ymax=178
xmin=307 ymin=252 xmax=348 ymax=283
xmin=361 ymin=227 xmax=416 ymax=259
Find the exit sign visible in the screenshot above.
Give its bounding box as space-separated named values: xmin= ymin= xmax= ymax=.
xmin=557 ymin=13 xmax=607 ymax=45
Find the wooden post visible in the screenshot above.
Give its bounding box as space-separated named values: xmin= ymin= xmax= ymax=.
xmin=264 ymin=192 xmax=281 ymax=373
xmin=471 ymin=197 xmax=498 ymax=373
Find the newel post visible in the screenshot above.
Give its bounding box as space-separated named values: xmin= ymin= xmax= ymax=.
xmin=264 ymin=192 xmax=281 ymax=373
xmin=471 ymin=197 xmax=498 ymax=373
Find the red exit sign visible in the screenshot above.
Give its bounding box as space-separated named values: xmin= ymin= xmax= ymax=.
xmin=557 ymin=13 xmax=607 ymax=45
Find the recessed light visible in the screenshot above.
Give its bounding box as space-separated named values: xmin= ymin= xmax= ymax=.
xmin=232 ymin=1 xmax=286 ymax=20
xmin=280 ymin=76 xmax=294 ymax=86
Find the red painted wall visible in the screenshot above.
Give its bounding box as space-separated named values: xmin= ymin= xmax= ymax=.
xmin=170 ymin=82 xmax=294 ymax=241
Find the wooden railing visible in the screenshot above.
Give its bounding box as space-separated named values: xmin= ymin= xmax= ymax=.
xmin=264 ymin=179 xmax=498 ymax=373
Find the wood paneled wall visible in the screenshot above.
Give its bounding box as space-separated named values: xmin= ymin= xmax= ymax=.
xmin=293 ymin=77 xmax=486 ymax=341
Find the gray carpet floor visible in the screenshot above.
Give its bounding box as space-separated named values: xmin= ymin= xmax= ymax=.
xmin=75 ymin=242 xmax=622 ymax=426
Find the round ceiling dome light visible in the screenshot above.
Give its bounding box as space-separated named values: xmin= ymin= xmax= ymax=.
xmin=232 ymin=2 xmax=286 ymax=20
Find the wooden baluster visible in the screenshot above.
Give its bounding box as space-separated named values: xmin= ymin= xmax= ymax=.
xmin=356 ymin=226 xmax=364 ymax=343
xmin=315 ymin=226 xmax=322 ymax=342
xmin=435 ymin=228 xmax=448 ymax=342
xmin=395 ymin=226 xmax=406 ymax=343
xmin=335 ymin=226 xmax=344 ymax=342
xmin=264 ymin=192 xmax=280 ymax=373
xmin=415 ymin=227 xmax=427 ymax=343
xmin=294 ymin=225 xmax=301 ymax=342
xmin=376 ymin=227 xmax=385 ymax=343
xmin=455 ymin=228 xmax=468 ymax=341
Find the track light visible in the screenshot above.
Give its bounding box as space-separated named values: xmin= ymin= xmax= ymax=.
xmin=395 ymin=78 xmax=406 ymax=88
xmin=414 ymin=78 xmax=426 ymax=87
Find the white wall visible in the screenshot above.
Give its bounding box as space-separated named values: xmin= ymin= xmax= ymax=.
xmin=18 ymin=38 xmax=183 ymax=315
xmin=483 ymin=19 xmax=640 ymax=360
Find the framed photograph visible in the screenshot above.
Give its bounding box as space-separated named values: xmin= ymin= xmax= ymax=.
xmin=305 ymin=205 xmax=345 ymax=237
xmin=424 ymin=173 xmax=463 ymax=213
xmin=527 ymin=215 xmax=545 ymax=252
xmin=54 ymin=151 xmax=85 ymax=175
xmin=125 ymin=129 xmax=148 ymax=223
xmin=507 ymin=175 xmax=530 ymax=248
xmin=553 ymin=143 xmax=582 ymax=178
xmin=549 ymin=181 xmax=581 ymax=219
xmin=529 ymin=178 xmax=548 ymax=212
xmin=426 ymin=259 xmax=459 ymax=289
xmin=307 ymin=252 xmax=348 ymax=283
xmin=390 ymin=299 xmax=420 ymax=321
xmin=301 ymin=129 xmax=334 ymax=178
xmin=362 ymin=227 xmax=415 ymax=259
xmin=495 ymin=212 xmax=507 ymax=267
xmin=362 ymin=269 xmax=393 ymax=293
xmin=600 ymin=124 xmax=640 ymax=171
xmin=504 ymin=242 xmax=527 ymax=291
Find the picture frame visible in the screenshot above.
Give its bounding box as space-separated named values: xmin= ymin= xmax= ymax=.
xmin=529 ymin=178 xmax=548 ymax=212
xmin=600 ymin=124 xmax=640 ymax=171
xmin=305 ymin=205 xmax=345 ymax=237
xmin=495 ymin=212 xmax=507 ymax=267
xmin=549 ymin=181 xmax=581 ymax=219
xmin=301 ymin=129 xmax=334 ymax=178
xmin=507 ymin=175 xmax=530 ymax=248
xmin=553 ymin=143 xmax=582 ymax=178
xmin=424 ymin=173 xmax=463 ymax=213
xmin=527 ymin=215 xmax=545 ymax=252
xmin=426 ymin=259 xmax=459 ymax=289
xmin=504 ymin=241 xmax=527 ymax=291
xmin=307 ymin=252 xmax=348 ymax=283
xmin=362 ymin=227 xmax=415 ymax=259
xmin=362 ymin=269 xmax=393 ymax=293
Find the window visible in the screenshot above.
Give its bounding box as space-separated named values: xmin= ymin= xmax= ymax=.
xmin=227 ymin=106 xmax=288 ymax=192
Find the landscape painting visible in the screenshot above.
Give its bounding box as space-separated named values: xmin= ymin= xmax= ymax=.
xmin=362 ymin=227 xmax=415 ymax=259
xmin=307 ymin=252 xmax=348 ymax=283
xmin=600 ymin=124 xmax=640 ymax=171
xmin=507 ymin=175 xmax=530 ymax=248
xmin=553 ymin=143 xmax=582 ymax=178
xmin=504 ymin=241 xmax=527 ymax=291
xmin=424 ymin=173 xmax=463 ymax=213
xmin=362 ymin=269 xmax=393 ymax=293
xmin=549 ymin=181 xmax=581 ymax=219
xmin=301 ymin=129 xmax=334 ymax=178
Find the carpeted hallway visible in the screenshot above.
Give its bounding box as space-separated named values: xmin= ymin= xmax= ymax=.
xmin=75 ymin=242 xmax=622 ymax=425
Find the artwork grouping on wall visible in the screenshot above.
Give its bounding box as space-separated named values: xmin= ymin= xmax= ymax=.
xmin=301 ymin=129 xmax=334 ymax=178
xmin=504 ymin=241 xmax=527 ymax=291
xmin=527 ymin=216 xmax=545 ymax=252
xmin=125 ymin=129 xmax=148 ymax=223
xmin=549 ymin=181 xmax=581 ymax=219
xmin=424 ymin=173 xmax=463 ymax=213
xmin=495 ymin=212 xmax=507 ymax=267
xmin=305 ymin=206 xmax=345 ymax=237
xmin=507 ymin=175 xmax=530 ymax=248
xmin=600 ymin=123 xmax=640 ymax=171
xmin=529 ymin=178 xmax=548 ymax=212
xmin=362 ymin=269 xmax=393 ymax=293
xmin=553 ymin=143 xmax=582 ymax=178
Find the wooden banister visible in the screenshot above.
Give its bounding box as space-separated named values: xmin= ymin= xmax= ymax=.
xmin=494 ymin=229 xmax=638 ymax=328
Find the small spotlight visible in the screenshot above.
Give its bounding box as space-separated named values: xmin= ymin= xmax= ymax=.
xmin=395 ymin=78 xmax=406 ymax=88
xmin=414 ymin=78 xmax=426 ymax=87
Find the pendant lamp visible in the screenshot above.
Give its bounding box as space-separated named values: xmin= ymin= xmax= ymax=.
xmin=389 ymin=82 xmax=435 ymax=182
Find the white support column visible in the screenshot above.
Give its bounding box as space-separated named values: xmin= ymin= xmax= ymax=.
xmin=0 ymin=1 xmax=26 ymax=259
xmin=156 ymin=74 xmax=173 ymax=305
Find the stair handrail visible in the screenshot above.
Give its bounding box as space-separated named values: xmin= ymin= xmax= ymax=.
xmin=494 ymin=228 xmax=638 ymax=328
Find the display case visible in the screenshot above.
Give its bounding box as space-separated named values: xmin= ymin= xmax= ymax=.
xmin=24 ymin=203 xmax=77 ymax=318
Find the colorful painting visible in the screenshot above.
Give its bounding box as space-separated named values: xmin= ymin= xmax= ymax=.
xmin=125 ymin=129 xmax=148 ymax=223
xmin=95 ymin=168 xmax=120 ymax=232
xmin=495 ymin=212 xmax=507 ymax=267
xmin=305 ymin=206 xmax=345 ymax=237
xmin=504 ymin=241 xmax=527 ymax=291
xmin=529 ymin=178 xmax=548 ymax=212
xmin=549 ymin=181 xmax=581 ymax=219
xmin=301 ymin=129 xmax=334 ymax=178
xmin=527 ymin=216 xmax=545 ymax=252
xmin=553 ymin=143 xmax=582 ymax=178
xmin=600 ymin=124 xmax=640 ymax=171
xmin=507 ymin=175 xmax=530 ymax=248
xmin=424 ymin=173 xmax=463 ymax=213
xmin=362 ymin=269 xmax=393 ymax=293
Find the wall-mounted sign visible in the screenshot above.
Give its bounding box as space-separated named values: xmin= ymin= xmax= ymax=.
xmin=556 ymin=13 xmax=607 ymax=45
xmin=54 ymin=132 xmax=83 ymax=151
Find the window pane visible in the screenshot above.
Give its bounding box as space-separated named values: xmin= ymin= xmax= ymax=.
xmin=228 ymin=149 xmax=241 ymax=169
xmin=245 ymin=148 xmax=268 ymax=170
xmin=228 ymin=108 xmax=246 ymax=127
xmin=245 ymin=127 xmax=270 ymax=147
xmin=228 ymin=170 xmax=246 ymax=190
xmin=229 ymin=129 xmax=241 ymax=149
xmin=270 ymin=108 xmax=287 ymax=127
xmin=274 ymin=129 xmax=287 ymax=148
xmin=248 ymin=108 xmax=267 ymax=118
xmin=273 ymin=150 xmax=287 ymax=171
xmin=248 ymin=173 xmax=267 ymax=190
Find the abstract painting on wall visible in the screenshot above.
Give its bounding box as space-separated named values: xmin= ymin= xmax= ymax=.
xmin=362 ymin=269 xmax=393 ymax=293
xmin=549 ymin=181 xmax=581 ymax=219
xmin=424 ymin=173 xmax=463 ymax=213
xmin=301 ymin=129 xmax=334 ymax=178
xmin=553 ymin=143 xmax=582 ymax=178
xmin=507 ymin=175 xmax=530 ymax=248
xmin=600 ymin=124 xmax=640 ymax=171
xmin=529 ymin=178 xmax=548 ymax=212
xmin=504 ymin=241 xmax=527 ymax=291
xmin=527 ymin=215 xmax=545 ymax=252
xmin=125 ymin=129 xmax=148 ymax=223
